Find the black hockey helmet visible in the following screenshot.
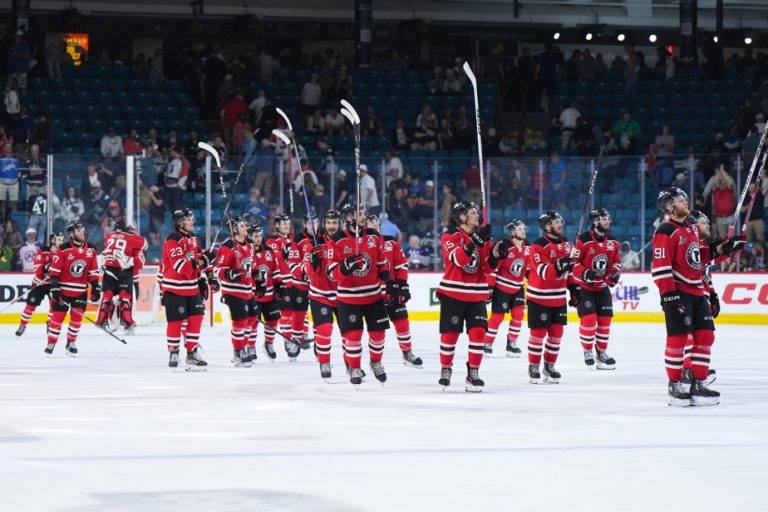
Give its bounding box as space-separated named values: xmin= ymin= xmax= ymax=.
xmin=340 ymin=203 xmax=366 ymax=225
xmin=303 ymin=208 xmax=317 ymax=223
xmin=323 ymin=209 xmax=341 ymax=222
xmin=248 ymin=222 xmax=263 ymax=236
xmin=505 ymin=219 xmax=525 ymax=237
xmin=49 ymin=231 xmax=64 ymax=243
xmin=66 ymin=221 xmax=85 ymax=233
xmin=657 ymin=187 xmax=689 ymax=213
xmin=172 ymin=208 xmax=194 ymax=229
xmin=538 ymin=210 xmax=563 ymax=231
xmin=589 ymin=208 xmax=611 ymax=226
xmin=114 ymin=218 xmax=127 ymax=232
xmin=688 ymin=209 xmax=709 ymax=223
xmin=451 ymin=200 xmax=479 ymax=224
xmin=274 ymin=213 xmax=291 ymax=225
xmin=229 ymin=215 xmax=247 ymax=233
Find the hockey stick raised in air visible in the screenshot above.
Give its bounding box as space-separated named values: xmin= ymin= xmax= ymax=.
xmin=727 ymin=124 xmax=768 ymax=237
xmin=738 ymin=147 xmax=768 ymax=236
xmin=462 ymin=61 xmax=488 ymax=222
xmin=571 ymin=126 xmax=607 ymax=255
xmin=340 ymin=99 xmax=362 ymax=254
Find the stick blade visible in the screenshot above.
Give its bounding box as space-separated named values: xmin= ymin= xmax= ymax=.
xmin=197 ymin=141 xmax=221 ymax=169
xmin=275 ymin=107 xmax=293 ymax=131
xmin=462 ymin=61 xmax=477 ymax=85
xmin=271 ymin=129 xmax=291 ymax=145
xmin=592 ymin=125 xmax=606 ymax=146
xmin=340 ymin=108 xmax=356 ymax=126
xmin=339 ymin=99 xmax=360 ymax=124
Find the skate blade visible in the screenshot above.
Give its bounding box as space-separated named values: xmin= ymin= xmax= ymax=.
xmin=542 ymin=376 xmax=560 ymax=384
xmin=352 ymin=383 xmax=361 ymax=390
xmin=668 ymin=397 xmax=692 ymax=407
xmin=691 ymin=395 xmax=720 ymax=407
xmin=596 ymin=363 xmax=616 ymax=370
xmin=288 ymin=357 xmax=298 ymax=362
xmin=233 ymin=363 xmax=252 ymax=368
xmin=185 ymin=365 xmax=208 ymax=372
xmin=465 ymin=384 xmax=483 ymax=393
xmin=322 ymin=377 xmax=332 ymax=383
xmin=529 ymin=378 xmax=539 ymax=384
xmin=441 ymin=385 xmax=450 ymax=392
xmin=65 ymin=352 xmax=77 ymax=358
xmin=403 ymin=361 xmax=423 ymax=369
xmin=505 ymin=352 xmax=521 ymax=358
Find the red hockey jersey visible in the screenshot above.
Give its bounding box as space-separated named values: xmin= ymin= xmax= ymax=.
xmin=572 ymin=231 xmax=622 ymax=292
xmin=251 ymin=242 xmax=283 ymax=302
xmin=652 ymin=219 xmax=705 ymax=297
xmin=527 ymin=235 xmax=574 ymax=307
xmin=330 ymin=228 xmax=391 ymax=305
xmin=289 ymin=230 xmax=314 ymax=291
xmin=437 ymin=228 xmax=496 ymax=303
xmin=103 ymin=231 xmax=148 ymax=271
xmin=216 ymin=238 xmax=255 ymax=299
xmin=306 ymin=232 xmax=338 ymax=307
xmin=488 ymin=240 xmax=529 ymax=295
xmin=266 ymin=234 xmax=294 ymax=287
xmin=49 ymin=242 xmax=99 ymax=298
xmin=381 ymin=236 xmax=408 ymax=282
xmin=160 ymin=231 xmax=204 ymax=296
xmin=32 ymin=248 xmax=55 ymax=287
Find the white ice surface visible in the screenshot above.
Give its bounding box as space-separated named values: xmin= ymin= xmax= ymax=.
xmin=0 ymin=321 xmax=766 ymax=512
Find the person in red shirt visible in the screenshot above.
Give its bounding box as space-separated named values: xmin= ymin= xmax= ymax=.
xmin=484 ymin=219 xmax=528 ymax=357
xmin=437 ymin=201 xmax=504 ymax=392
xmin=220 ymin=92 xmax=248 ymax=151
xmin=526 ymin=211 xmax=575 ymax=384
xmin=571 ymin=208 xmax=622 ymax=370
xmin=123 ymin=129 xmax=144 ymax=156
xmin=462 ymin=164 xmax=483 ymax=207
xmin=366 ymin=214 xmax=424 ymax=369
xmin=652 ymin=187 xmax=744 ymax=406
xmin=16 ymin=231 xmax=64 ymax=337
xmin=709 ymin=164 xmax=735 ymax=239
xmin=46 ymin=223 xmax=100 ymax=356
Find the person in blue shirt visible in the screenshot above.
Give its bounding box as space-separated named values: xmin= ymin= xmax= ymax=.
xmin=548 ymin=152 xmax=568 ymax=210
xmin=0 ymin=143 xmax=20 ymax=220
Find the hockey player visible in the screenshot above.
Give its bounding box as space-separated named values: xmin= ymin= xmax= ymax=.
xmin=266 ymin=213 xmax=300 ymax=359
xmin=571 ymin=208 xmax=621 ymax=370
xmin=248 ymin=222 xmax=288 ymax=361
xmin=216 ymin=217 xmax=257 ymax=367
xmin=484 ymin=219 xmax=528 ymax=357
xmin=652 ymin=188 xmax=744 ymax=406
xmin=436 ymin=201 xmax=504 ymax=392
xmin=16 ymin=231 xmax=64 ymax=337
xmin=306 ymin=209 xmax=342 ymax=380
xmin=46 ymin=222 xmax=100 ymax=356
xmin=329 ymin=204 xmax=397 ymax=387
xmin=97 ymin=220 xmax=148 ymax=333
xmin=288 ymin=211 xmax=318 ymax=350
xmin=366 ymin=213 xmax=423 ymax=368
xmin=160 ymin=208 xmax=218 ymax=371
xmin=526 ymin=211 xmax=574 ymax=384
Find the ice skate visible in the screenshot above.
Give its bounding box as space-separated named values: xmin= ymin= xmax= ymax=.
xmin=285 ymin=339 xmax=301 ymax=362
xmin=542 ymin=363 xmax=561 ymax=383
xmin=121 ymin=321 xmax=136 ymax=335
xmin=44 ymin=342 xmax=55 ymax=355
xmin=705 ymin=369 xmax=716 ymax=386
xmin=263 ymin=342 xmax=277 ymax=361
xmin=483 ymin=343 xmax=493 ymax=355
xmin=65 ymin=341 xmax=78 ymax=357
xmin=595 ymin=349 xmax=616 ymax=370
xmin=402 ymin=350 xmax=423 ymax=369
xmin=465 ymin=362 xmax=484 ymax=393
xmin=185 ymin=346 xmax=207 ymax=372
xmin=298 ymin=336 xmax=311 ymax=350
xmin=439 ymin=366 xmax=453 ymax=390
xmin=349 ymin=367 xmax=364 ymax=389
xmin=15 ymin=325 xmax=25 ymax=337
xmin=168 ymin=348 xmax=179 ymax=368
xmin=319 ymin=362 xmax=332 ymax=381
xmin=505 ymin=340 xmax=521 ymax=358
xmin=528 ymin=364 xmax=541 ymax=384
xmin=691 ymin=379 xmax=720 ymax=406
xmin=370 ymin=361 xmax=387 ymax=384
xmin=668 ymin=380 xmax=692 ymax=407
xmin=681 ymin=368 xmax=693 ymax=385
xmin=232 ymin=349 xmax=251 ymax=368
xmin=345 ymin=360 xmax=366 ymax=378
xmin=242 ymin=345 xmax=257 ymax=363
xmin=583 ymin=349 xmax=595 ymax=368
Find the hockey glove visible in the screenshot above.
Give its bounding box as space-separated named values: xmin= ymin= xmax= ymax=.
xmin=225 ymin=269 xmax=242 ymax=282
xmin=50 ymin=277 xmax=61 ymax=303
xmin=721 ymin=236 xmax=747 ymax=255
xmin=200 ymin=249 xmax=216 ymax=267
xmin=568 ymin=284 xmax=581 ymax=308
xmin=89 ymin=282 xmax=101 ymax=303
xmin=709 ymin=292 xmax=721 ymax=318
xmin=462 ymin=242 xmax=476 ymax=257
xmin=198 ymin=278 xmax=209 ymax=300
xmin=340 ymin=255 xmax=361 ymax=276
xmin=469 ymin=224 xmax=492 ymax=247
xmin=606 ymin=269 xmax=621 ymax=287
xmin=661 ymin=291 xmax=687 ymax=319
xmin=384 ymin=280 xmax=399 ymax=306
xmin=486 ymin=286 xmax=495 ymax=304
xmin=397 ymin=280 xmax=411 ymax=304
xmin=582 ymin=269 xmax=599 ymax=284
xmin=493 ymin=240 xmax=509 ymax=260
xmin=206 ymin=271 xmax=220 ymax=293
xmin=309 ymin=246 xmax=324 ymax=270
xmin=282 ymin=246 xmax=291 ymax=262
xmin=554 ymin=256 xmax=573 ymax=277
xmin=253 ymin=280 xmax=266 ymax=298
xmin=274 ymin=281 xmax=288 ymax=299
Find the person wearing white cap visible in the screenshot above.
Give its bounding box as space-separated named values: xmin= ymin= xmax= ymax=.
xmin=358 ymin=163 xmax=380 ymax=215
xmin=334 ymin=169 xmax=351 ymax=210
xmin=416 ymin=179 xmax=436 ymax=233
xmin=19 ymin=227 xmax=41 ymax=273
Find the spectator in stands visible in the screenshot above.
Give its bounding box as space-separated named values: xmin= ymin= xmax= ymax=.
xmin=388 ymin=184 xmax=412 ymax=233
xmin=484 ymin=127 xmax=501 ymax=157
xmin=427 ymin=66 xmax=443 ymax=95
xmin=25 ymin=184 xmax=47 ymax=241
xmin=390 ymin=119 xmax=412 ymax=151
xmin=415 ymin=179 xmax=436 ymax=234
xmin=704 ymin=164 xmax=736 ymax=239
xmin=19 ymin=227 xmax=40 ymax=272
xmin=331 ymin=65 xmax=354 ymax=104
xmin=3 ymin=80 xmax=20 ymax=126
xmin=654 ymin=123 xmax=675 ymax=158
xmin=741 ymin=181 xmax=765 ymax=248
xmin=241 ymin=127 xmax=258 ymax=177
xmin=8 ymin=32 xmax=31 ymax=89
xmin=411 ymin=118 xmax=438 ymax=151
xmin=334 ymin=169 xmax=351 ymax=210
xmin=624 ymin=43 xmax=639 ymax=95
xmin=362 ymin=104 xmax=383 ymax=137
xmin=453 ymin=105 xmax=473 ymax=149
xmin=100 ymin=127 xmax=124 ymax=161
xmin=165 ymin=146 xmax=188 ymax=214
xmin=202 ymin=47 xmax=226 ymax=116
xmin=0 ymin=126 xmax=13 ymax=152
xmin=149 ymin=49 xmax=166 ymax=81
xmin=548 ymin=152 xmax=568 ymax=210
xmin=124 ymin=129 xmax=144 ymax=156
xmin=35 ymin=112 xmax=50 ymax=152
xmin=463 ymin=163 xmax=482 ymax=206
xmin=572 ymin=116 xmax=597 ymax=156
xmin=526 ymin=159 xmax=547 ymax=209
xmin=748 ymin=244 xmax=765 ymax=271
xmin=578 ymin=49 xmax=598 ymax=82
xmin=248 ymin=89 xmax=268 ymax=125
xmin=311 ymin=184 xmax=330 ymax=219
xmin=535 ymin=43 xmax=559 ymax=111
xmin=84 ymin=181 xmax=111 ymax=229
xmin=405 ymin=235 xmax=429 ymax=270
xmin=307 ymin=109 xmax=326 ymax=134
xmin=555 ymin=102 xmax=581 ymax=150
xmin=385 ymin=149 xmax=404 ymax=188
xmin=12 ymin=106 xmax=34 ymax=153
xmin=723 ymin=125 xmax=741 ymax=155
xmin=101 ymin=201 xmax=122 ymax=233
xmin=440 ymin=184 xmax=458 ymax=228
xmin=257 ymin=48 xmax=279 ymax=82
xmin=612 ymin=109 xmax=641 ymax=155
xmin=0 ymin=142 xmax=20 ymax=220
xmin=437 ymin=118 xmax=454 ymax=150
xmin=563 ymin=49 xmax=582 ymax=83
xmin=324 ymin=107 xmax=346 ymax=136
xmin=620 ymin=241 xmax=640 ymax=271
xmin=0 ymin=234 xmax=14 ymax=271
xmin=301 ymin=73 xmax=323 ymax=118
xmin=147 ymin=184 xmax=164 ymax=246
xmin=44 ymin=29 xmax=64 ymax=79
xmin=416 ymin=104 xmax=438 ymax=130
xmin=22 ymin=144 xmax=45 ymax=191
xmin=379 ymin=212 xmax=402 ymax=242
xmin=61 ymin=186 xmax=84 ymax=226
xmin=498 ymin=131 xmax=516 ymax=155
xmin=221 ymin=92 xmax=248 ymax=151
xmin=208 ymin=133 xmax=229 ymax=164
xmin=442 ymin=68 xmax=463 ymax=94
xmin=232 ymin=113 xmax=252 ymax=152
xmin=3 ymin=219 xmax=22 ymax=257
xmin=359 ymin=164 xmax=380 ymax=215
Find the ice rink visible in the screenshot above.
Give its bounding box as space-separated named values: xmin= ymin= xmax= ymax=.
xmin=1 ymin=320 xmax=766 ymax=512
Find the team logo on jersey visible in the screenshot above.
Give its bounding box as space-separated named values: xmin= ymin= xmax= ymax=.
xmin=510 ymin=258 xmax=525 ymax=277
xmin=462 ymin=251 xmax=480 ymax=274
xmin=349 ymin=314 xmax=358 ymax=323
xmin=592 ymin=254 xmax=609 ymax=273
xmin=352 ymin=253 xmax=372 ymax=277
xmin=241 ymin=257 xmax=253 ymax=273
xmin=256 ymin=264 xmax=269 ymax=284
xmin=367 ymin=236 xmax=376 ymax=248
xmin=69 ymin=260 xmax=87 ymax=278
xmin=606 ymin=241 xmax=615 ymax=251
xmin=344 ymin=246 xmax=352 ymax=254
xmin=686 ymin=242 xmax=701 ymax=270
xmin=679 ymin=236 xmax=686 ymax=245
xmin=265 ymin=252 xmax=272 ymax=261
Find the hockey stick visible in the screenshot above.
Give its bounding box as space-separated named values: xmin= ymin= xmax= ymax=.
xmin=197 ymin=142 xmax=248 ymax=245
xmin=0 ymin=279 xmax=50 ymax=313
xmin=272 ymin=108 xmax=318 ymax=245
xmin=737 ymin=149 xmax=768 ymax=236
xmin=571 ymin=126 xmax=607 ymax=255
xmin=620 ymin=239 xmax=652 ymax=270
xmin=727 ymin=125 xmax=768 ymax=237
xmin=82 ymin=313 xmax=128 ymax=344
xmin=340 ymin=99 xmax=362 ymax=253
xmin=463 ymin=61 xmax=487 ymax=222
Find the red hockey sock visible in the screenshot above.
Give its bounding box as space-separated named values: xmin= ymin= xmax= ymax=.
xmin=507 ymin=306 xmax=524 ymax=342
xmin=543 ymin=324 xmax=564 ymax=364
xmin=595 ymin=316 xmax=611 ymax=352
xmin=118 ymin=291 xmax=134 ymax=326
xmin=167 ymin=320 xmax=183 ymax=351
xmin=368 ymin=329 xmax=386 ymax=362
xmin=245 ymin=315 xmax=259 ymax=347
xmin=691 ymin=330 xmax=715 ymax=380
xmin=315 ymin=322 xmax=333 ymax=364
xmin=467 ymin=326 xmax=486 ymax=369
xmin=440 ymin=332 xmax=460 ymax=368
xmin=66 ymin=308 xmax=84 ymax=342
xmin=485 ymin=312 xmax=505 ymax=345
xmin=290 ymin=309 xmax=305 ymax=341
xmin=231 ymin=318 xmax=249 ymax=351
xmin=683 ymin=334 xmax=694 ymax=370
xmin=392 ymin=317 xmax=412 ymax=352
xmin=665 ymin=334 xmax=687 ymax=381
xmin=264 ymin=320 xmax=279 ymax=344
xmin=20 ymin=303 xmax=36 ymax=327
xmin=184 ymin=314 xmax=203 ymax=351
xmin=343 ymin=329 xmax=363 ymax=369
xmin=304 ymin=316 xmax=311 ymax=338
xmin=528 ymin=328 xmax=546 ymax=365
xmin=47 ymin=310 xmax=66 ymax=344
xmin=579 ymin=313 xmax=597 ymax=351
xmin=279 ymin=310 xmax=292 ymax=339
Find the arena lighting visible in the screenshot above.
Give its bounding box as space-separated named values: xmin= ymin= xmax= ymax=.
xmin=745 ymin=37 xmax=753 ymax=45
xmin=553 ymin=32 xmax=560 ymax=40
xmin=713 ymin=35 xmax=719 ymax=43
xmin=585 ymin=32 xmax=593 ymax=41
xmin=617 ymin=33 xmax=626 ymax=42
xmin=649 ymin=34 xmax=657 ymax=43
